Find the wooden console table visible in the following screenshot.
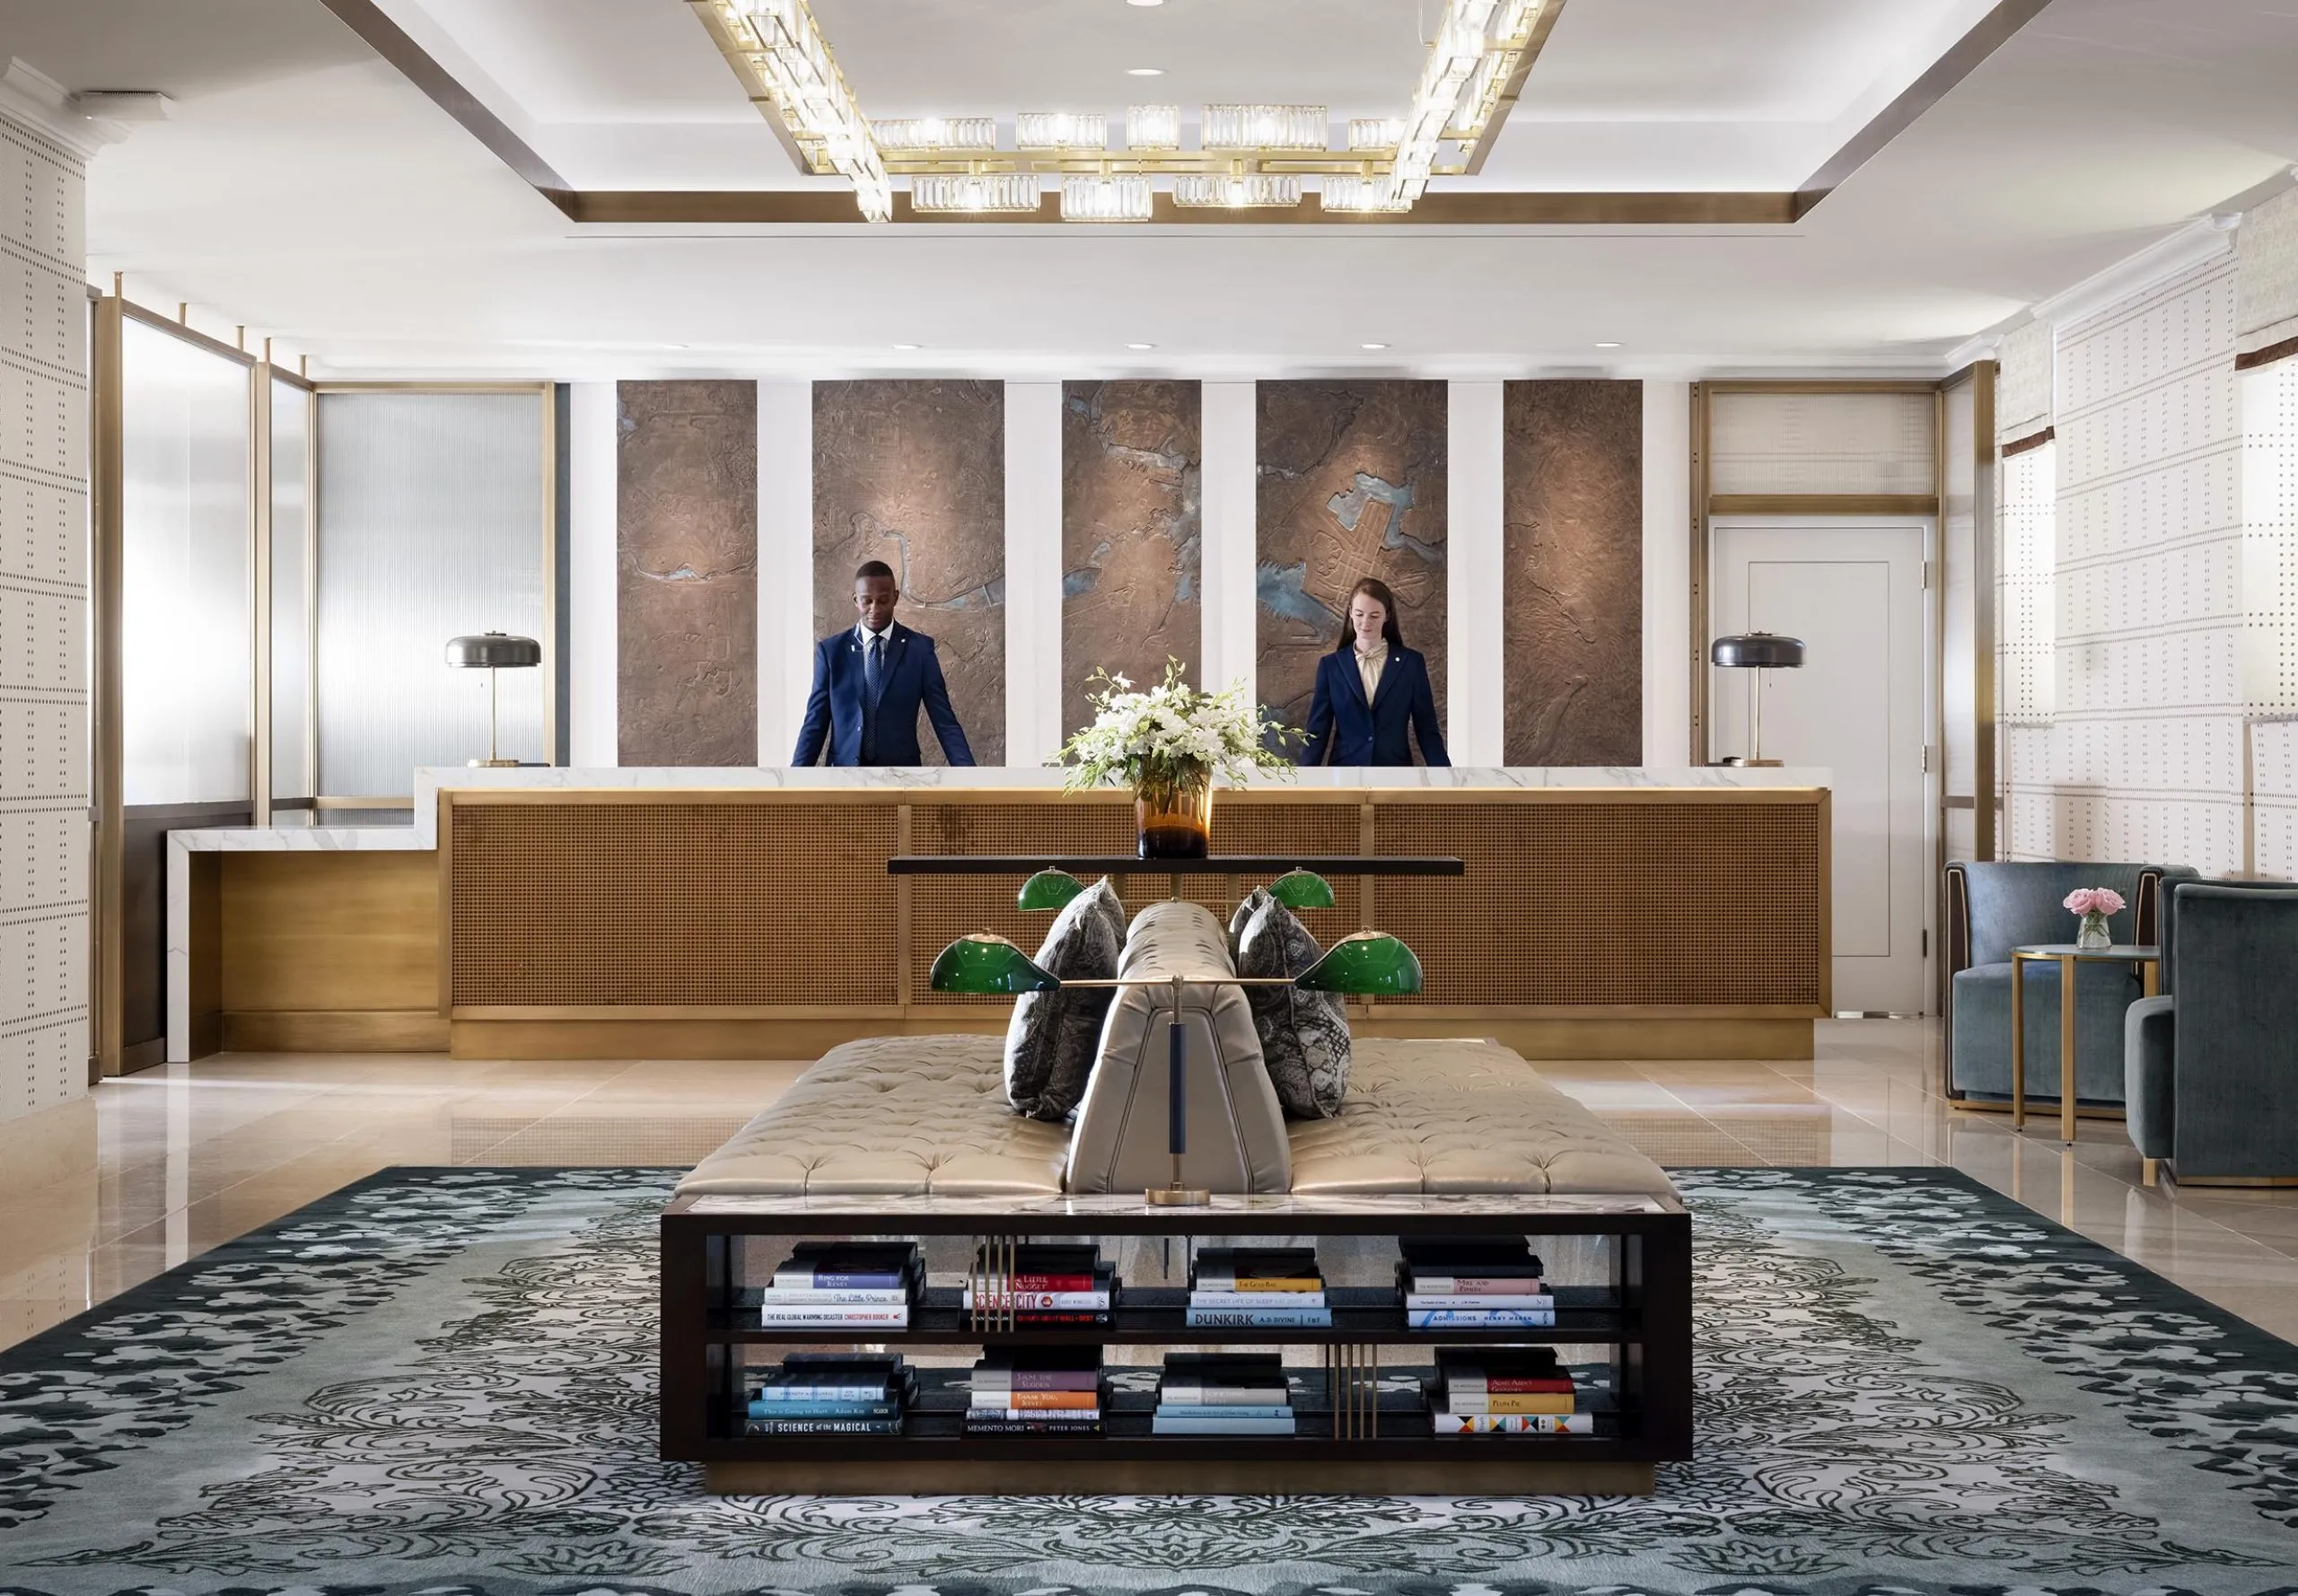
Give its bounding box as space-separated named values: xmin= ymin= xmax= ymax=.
xmin=660 ymin=1188 xmax=1693 ymax=1495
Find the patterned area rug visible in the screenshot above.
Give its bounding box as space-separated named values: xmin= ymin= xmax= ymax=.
xmin=3 ymin=1165 xmax=2296 ymax=1596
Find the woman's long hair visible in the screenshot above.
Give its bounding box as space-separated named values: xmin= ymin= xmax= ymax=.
xmin=1335 ymin=576 xmax=1406 ymax=650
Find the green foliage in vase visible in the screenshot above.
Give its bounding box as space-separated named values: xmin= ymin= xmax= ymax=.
xmin=1053 ymin=658 xmax=1298 ymax=805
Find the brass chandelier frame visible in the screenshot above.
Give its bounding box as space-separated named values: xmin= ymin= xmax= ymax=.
xmin=687 ymin=0 xmax=1565 ymax=209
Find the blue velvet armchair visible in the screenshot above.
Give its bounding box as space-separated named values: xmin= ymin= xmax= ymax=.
xmin=1943 ymin=861 xmax=2194 ymax=1108
xmin=2124 ymin=881 xmax=2298 ymax=1185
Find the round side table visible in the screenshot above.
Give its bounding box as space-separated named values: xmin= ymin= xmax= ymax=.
xmin=2009 ymin=943 xmax=2162 ymax=1144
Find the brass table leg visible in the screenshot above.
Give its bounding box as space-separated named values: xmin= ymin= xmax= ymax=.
xmin=2010 ymin=953 xmax=2027 ymax=1131
xmin=2144 ymin=960 xmax=2160 ymax=998
xmin=2059 ymin=953 xmax=2078 ymax=1146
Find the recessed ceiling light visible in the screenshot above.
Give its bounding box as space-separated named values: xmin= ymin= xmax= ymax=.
xmin=1126 ymin=0 xmax=1164 ymax=7
xmin=1360 ymin=342 xmax=1389 ymax=350
xmin=891 ymin=343 xmax=921 ymax=351
xmin=1127 ymin=66 xmax=1163 ymax=76
xmin=1594 ymin=341 xmax=1622 ymax=348
xmin=1127 ymin=342 xmax=1156 ymax=350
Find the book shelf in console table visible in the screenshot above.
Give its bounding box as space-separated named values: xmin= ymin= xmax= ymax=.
xmin=660 ymin=1190 xmax=1693 ymax=1495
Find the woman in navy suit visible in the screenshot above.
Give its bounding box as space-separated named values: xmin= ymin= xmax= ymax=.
xmin=1298 ymin=577 xmax=1449 ymax=767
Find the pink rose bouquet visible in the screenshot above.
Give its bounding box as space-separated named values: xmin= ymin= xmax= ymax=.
xmin=2064 ymin=886 xmax=2125 ymax=949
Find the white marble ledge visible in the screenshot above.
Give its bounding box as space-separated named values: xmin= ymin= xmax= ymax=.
xmin=409 ymin=765 xmax=1829 ymax=848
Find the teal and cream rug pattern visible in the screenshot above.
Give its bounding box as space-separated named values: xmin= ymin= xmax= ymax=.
xmin=3 ymin=1165 xmax=2296 ymax=1596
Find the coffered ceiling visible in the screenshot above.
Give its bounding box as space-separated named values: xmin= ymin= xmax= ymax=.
xmin=7 ymin=0 xmax=2297 ymax=374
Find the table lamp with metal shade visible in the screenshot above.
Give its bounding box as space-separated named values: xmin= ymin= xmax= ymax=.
xmin=445 ymin=632 xmax=541 ymax=767
xmin=1710 ymin=631 xmax=1806 ymax=767
xmin=934 ymin=865 xmax=1417 ymax=1206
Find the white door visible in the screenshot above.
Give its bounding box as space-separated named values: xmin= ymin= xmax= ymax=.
xmin=1713 ymin=524 xmax=1930 ymax=1014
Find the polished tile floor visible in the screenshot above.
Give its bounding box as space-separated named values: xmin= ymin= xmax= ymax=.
xmin=4 ymin=1019 xmax=2295 ymax=1354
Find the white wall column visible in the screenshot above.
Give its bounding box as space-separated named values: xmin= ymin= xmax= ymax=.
xmin=1200 ymin=381 xmax=1258 ymax=701
xmin=1642 ymin=380 xmax=1693 ymax=766
xmin=565 ymin=381 xmax=617 ymax=766
xmin=757 ymin=380 xmax=812 ymax=765
xmin=1446 ymin=381 xmax=1505 ymax=765
xmin=1004 ymin=381 xmax=1064 ymax=767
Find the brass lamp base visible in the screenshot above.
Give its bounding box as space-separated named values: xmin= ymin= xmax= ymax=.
xmin=1145 ymin=1184 xmax=1212 ymax=1206
xmin=469 ymin=758 xmax=521 ymax=768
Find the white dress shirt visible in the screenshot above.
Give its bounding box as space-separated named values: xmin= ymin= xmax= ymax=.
xmin=1354 ymin=641 xmax=1389 ymax=703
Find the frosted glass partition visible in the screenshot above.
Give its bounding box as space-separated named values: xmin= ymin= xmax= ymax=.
xmin=270 ymin=378 xmax=313 ymax=800
xmin=316 ymin=391 xmax=548 ymax=795
xmin=1709 ymin=391 xmax=1937 ymax=495
xmin=120 ymin=318 xmax=251 ymax=806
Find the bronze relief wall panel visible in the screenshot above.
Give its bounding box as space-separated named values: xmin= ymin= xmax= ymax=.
xmin=1255 ymin=380 xmax=1448 ymax=757
xmin=1502 ymin=380 xmax=1644 ymax=766
xmin=1060 ymin=381 xmax=1202 ymax=740
xmin=812 ymin=380 xmax=1006 ymax=766
xmin=616 ymin=380 xmax=758 ymax=767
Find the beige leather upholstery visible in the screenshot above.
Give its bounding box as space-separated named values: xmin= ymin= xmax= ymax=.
xmin=676 ymin=1033 xmax=1065 ymax=1197
xmin=1287 ymin=1036 xmax=1676 ymax=1196
xmin=1065 ymin=900 xmax=1292 ymax=1195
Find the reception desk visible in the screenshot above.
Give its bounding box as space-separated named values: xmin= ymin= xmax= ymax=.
xmin=171 ymin=767 xmax=1829 ymax=1063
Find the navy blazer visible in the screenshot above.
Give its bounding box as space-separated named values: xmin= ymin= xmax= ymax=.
xmin=792 ymin=622 xmax=976 ymax=767
xmin=1298 ymin=645 xmax=1449 ymax=767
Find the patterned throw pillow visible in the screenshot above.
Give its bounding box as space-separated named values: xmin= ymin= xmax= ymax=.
xmin=1090 ymin=875 xmax=1129 ymax=949
xmin=1236 ymin=896 xmax=1351 ymax=1118
xmin=1228 ymin=888 xmax=1269 ymax=966
xmin=1004 ymin=878 xmax=1123 ymax=1122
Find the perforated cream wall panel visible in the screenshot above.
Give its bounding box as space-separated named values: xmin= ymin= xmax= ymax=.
xmin=0 ymin=110 xmax=85 ymax=1122
xmin=1998 ymin=443 xmax=2056 ymax=726
xmin=2045 ymin=255 xmax=2244 ymax=873
xmin=1707 ymin=391 xmax=1934 ymax=496
xmin=2254 ymin=721 xmax=2298 ymax=880
xmin=2241 ymin=361 xmax=2298 ymax=711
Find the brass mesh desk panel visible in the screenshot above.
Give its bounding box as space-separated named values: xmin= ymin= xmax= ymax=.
xmin=439 ymin=786 xmax=1829 ymax=1060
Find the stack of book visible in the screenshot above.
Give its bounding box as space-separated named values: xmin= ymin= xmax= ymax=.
xmin=1186 ymin=1247 xmax=1332 ymax=1329
xmin=743 ymin=1353 xmax=914 ymax=1435
xmin=964 ymin=1347 xmax=1104 ymax=1434
xmin=962 ymin=1243 xmax=1113 ymax=1326
xmin=1399 ymin=1237 xmax=1554 ymax=1329
xmin=1428 ymin=1346 xmax=1589 ymax=1434
xmin=759 ymin=1241 xmax=921 ymax=1329
xmin=1152 ymin=1351 xmax=1296 ymax=1434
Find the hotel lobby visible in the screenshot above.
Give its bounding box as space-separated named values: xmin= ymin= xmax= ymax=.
xmin=4 ymin=0 xmax=2298 ymax=1590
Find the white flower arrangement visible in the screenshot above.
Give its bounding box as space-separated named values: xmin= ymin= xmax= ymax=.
xmin=1053 ymin=658 xmax=1297 ymax=802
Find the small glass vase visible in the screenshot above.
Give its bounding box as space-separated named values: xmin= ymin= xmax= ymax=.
xmin=2076 ymin=910 xmax=2112 ymax=951
xmin=1136 ymin=774 xmax=1213 ymax=860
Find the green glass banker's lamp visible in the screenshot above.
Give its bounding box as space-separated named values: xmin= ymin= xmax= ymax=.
xmin=930 ymin=875 xmax=1421 ymax=1206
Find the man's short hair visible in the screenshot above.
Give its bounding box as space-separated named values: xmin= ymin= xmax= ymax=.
xmin=855 ymin=559 xmax=896 ymax=584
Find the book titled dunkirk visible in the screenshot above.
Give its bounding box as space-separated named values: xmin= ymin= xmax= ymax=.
xmin=1185 ymin=1304 xmax=1333 ymax=1329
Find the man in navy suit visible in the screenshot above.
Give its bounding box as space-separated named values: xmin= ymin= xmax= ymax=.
xmin=792 ymin=560 xmax=976 ymax=767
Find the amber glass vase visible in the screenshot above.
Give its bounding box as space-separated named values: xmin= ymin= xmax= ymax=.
xmin=1136 ymin=772 xmax=1214 ymax=859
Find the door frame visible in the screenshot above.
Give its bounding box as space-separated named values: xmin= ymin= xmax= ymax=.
xmin=1709 ymin=513 xmax=1943 ymax=1015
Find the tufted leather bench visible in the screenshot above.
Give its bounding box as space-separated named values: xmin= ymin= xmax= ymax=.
xmin=677 ymin=1029 xmax=1674 ymax=1201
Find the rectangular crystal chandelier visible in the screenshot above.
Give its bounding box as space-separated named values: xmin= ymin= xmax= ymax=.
xmin=1200 ymin=104 xmax=1328 ymax=152
xmin=1015 ymin=111 xmax=1110 ymax=150
xmin=1320 ymin=176 xmax=1410 ymax=214
xmin=1126 ymin=104 xmax=1181 ymax=151
xmin=731 ymin=0 xmax=891 ymax=221
xmin=1060 ymin=174 xmax=1153 ymax=222
xmin=910 ymin=173 xmax=1043 ymax=213
xmin=873 ymin=117 xmax=996 ymax=152
xmin=1172 ymin=174 xmax=1301 ymax=208
xmin=1347 ymin=118 xmax=1401 ymax=152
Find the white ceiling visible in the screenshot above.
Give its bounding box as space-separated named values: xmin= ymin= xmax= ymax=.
xmin=9 ymin=0 xmax=2297 ymax=377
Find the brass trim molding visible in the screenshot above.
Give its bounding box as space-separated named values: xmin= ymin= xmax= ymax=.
xmin=1707 ymin=494 xmax=1940 ymax=517
xmin=1999 ymin=425 xmax=2055 ymax=459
